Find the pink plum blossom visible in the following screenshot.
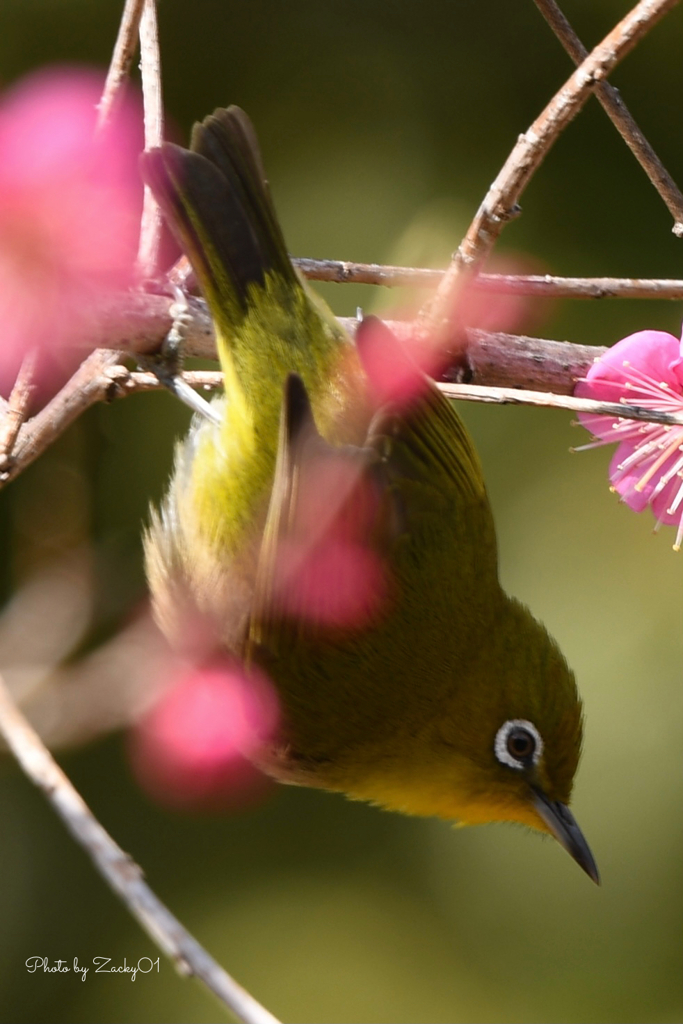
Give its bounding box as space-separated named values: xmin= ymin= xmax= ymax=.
xmin=0 ymin=67 xmax=141 ymax=391
xmin=575 ymin=327 xmax=683 ymax=549
xmin=129 ymin=662 xmax=280 ymax=810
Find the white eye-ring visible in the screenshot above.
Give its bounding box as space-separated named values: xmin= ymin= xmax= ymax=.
xmin=494 ymin=719 xmax=543 ymax=770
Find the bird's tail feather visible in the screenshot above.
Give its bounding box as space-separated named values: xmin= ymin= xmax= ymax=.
xmin=141 ymin=106 xmax=297 ymax=337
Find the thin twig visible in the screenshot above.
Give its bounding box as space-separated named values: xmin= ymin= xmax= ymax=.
xmin=535 ymin=0 xmax=683 ymax=236
xmin=17 ymin=357 xmax=683 ymax=458
xmin=294 ymin=257 xmax=683 ymax=298
xmin=0 ymin=350 xmax=38 ymax=472
xmin=97 ymin=0 xmax=146 ymax=129
xmin=30 ymin=0 xmax=166 ymax=514
xmin=438 ymin=380 xmax=683 ymax=426
xmin=136 ymin=0 xmax=164 ymax=277
xmin=2 ymin=349 xmax=123 ymax=484
xmin=37 ymin=0 xmax=154 ymax=532
xmin=0 ymin=673 xmax=281 ymax=1024
xmin=114 ymin=367 xmax=683 ymax=429
xmin=421 ymin=0 xmax=680 ymax=338
xmin=115 ymin=368 xmax=223 ymax=392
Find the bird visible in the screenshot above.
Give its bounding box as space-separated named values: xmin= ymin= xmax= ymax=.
xmin=141 ymin=105 xmax=598 ymax=884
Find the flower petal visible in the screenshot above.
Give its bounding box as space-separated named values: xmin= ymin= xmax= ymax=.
xmin=583 ymin=330 xmax=681 ymax=388
xmin=129 ymin=662 xmax=279 ymax=810
xmin=0 ymin=67 xmax=141 ymax=390
xmin=608 ymin=444 xmax=655 ymax=512
xmin=575 ymin=330 xmax=683 ymax=442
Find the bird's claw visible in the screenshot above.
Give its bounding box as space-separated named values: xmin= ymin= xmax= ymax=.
xmin=140 ymin=285 xmax=222 ymax=426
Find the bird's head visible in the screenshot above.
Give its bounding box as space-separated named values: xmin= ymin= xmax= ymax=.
xmin=355 ymin=598 xmax=598 ymax=883
xmin=436 ymin=600 xmax=598 ymax=883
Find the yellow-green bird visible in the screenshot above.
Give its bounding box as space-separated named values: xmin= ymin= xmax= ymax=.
xmin=142 ymin=106 xmax=598 ymax=883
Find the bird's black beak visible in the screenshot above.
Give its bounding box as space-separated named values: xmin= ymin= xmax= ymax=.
xmin=532 ymin=788 xmax=600 ymax=884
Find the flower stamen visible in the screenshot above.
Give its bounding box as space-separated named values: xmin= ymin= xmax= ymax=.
xmin=633 ymin=434 xmax=683 ymax=492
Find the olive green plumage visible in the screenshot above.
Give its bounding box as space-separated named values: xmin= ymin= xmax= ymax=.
xmin=142 ymin=107 xmax=597 ymax=881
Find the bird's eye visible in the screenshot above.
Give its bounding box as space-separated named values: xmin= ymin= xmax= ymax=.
xmin=507 ymin=728 xmax=535 ymax=759
xmin=494 ymin=719 xmax=543 ymax=770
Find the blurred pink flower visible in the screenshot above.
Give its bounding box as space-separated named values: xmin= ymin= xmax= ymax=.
xmin=575 ymin=328 xmax=683 ymax=549
xmin=275 ymin=534 xmax=386 ymax=627
xmin=0 ymin=67 xmax=141 ymax=390
xmin=356 ymin=315 xmax=431 ymax=409
xmin=356 ymin=257 xmax=539 ymax=412
xmin=443 ymin=254 xmax=544 ymax=338
xmin=270 ymin=448 xmax=387 ymax=627
xmin=129 ymin=662 xmax=280 ymax=810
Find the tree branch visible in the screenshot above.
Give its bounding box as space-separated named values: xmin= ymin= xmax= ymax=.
xmin=535 ymin=0 xmax=683 ymax=236
xmin=0 ymin=294 xmax=613 ymax=490
xmin=1 ymin=349 xmax=124 ymax=484
xmin=24 ymin=249 xmax=683 ymax=491
xmin=0 ymin=672 xmax=281 ymax=1024
xmin=136 ymin=0 xmax=164 ymax=277
xmin=439 ymin=380 xmax=683 ymax=426
xmin=294 ymin=257 xmax=683 ymax=298
xmin=106 ymin=367 xmax=683 ymax=428
xmin=6 ymin=335 xmax=678 ymax=492
xmin=40 ymin=298 xmax=606 ymax=380
xmin=3 ymin=258 xmax=680 ymax=486
xmin=97 ymin=0 xmax=146 ymax=129
xmin=6 ymin=2 xmax=680 ymax=498
xmin=0 ymin=350 xmax=38 ymax=472
xmin=421 ymin=0 xmax=681 ymax=337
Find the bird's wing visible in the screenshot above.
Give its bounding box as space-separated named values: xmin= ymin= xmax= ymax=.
xmin=246 ymin=372 xmax=389 ymax=654
xmin=246 ymin=322 xmax=496 ymax=666
xmin=356 ymin=316 xmax=487 ymax=511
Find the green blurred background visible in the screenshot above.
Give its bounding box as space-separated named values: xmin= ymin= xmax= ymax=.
xmin=1 ymin=1 xmax=682 ymax=1021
